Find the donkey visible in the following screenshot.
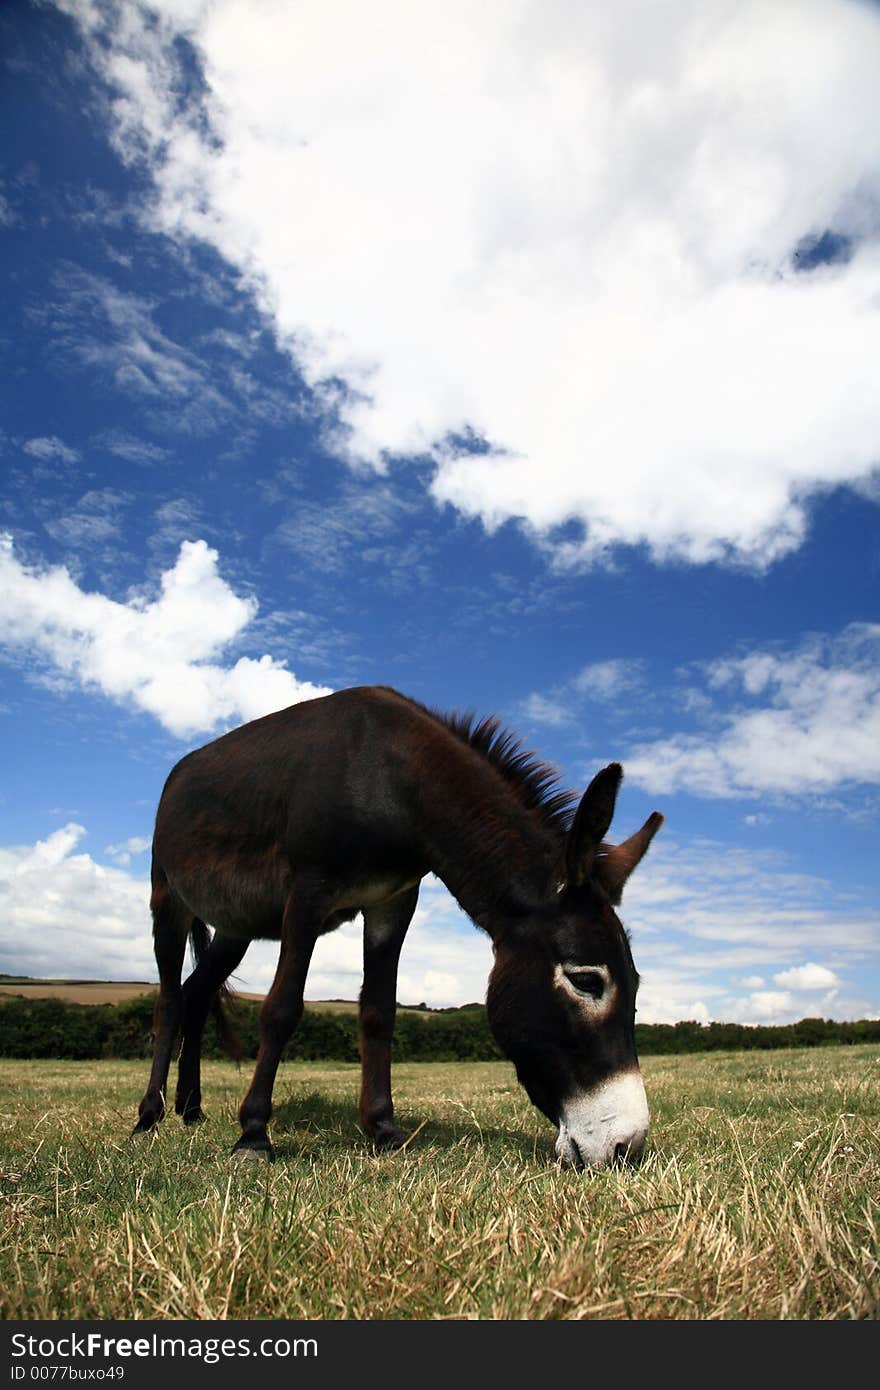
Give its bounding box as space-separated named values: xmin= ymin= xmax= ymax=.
xmin=133 ymin=685 xmax=662 ymax=1168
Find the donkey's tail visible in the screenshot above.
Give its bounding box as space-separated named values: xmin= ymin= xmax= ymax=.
xmin=189 ymin=918 xmax=244 ymax=1063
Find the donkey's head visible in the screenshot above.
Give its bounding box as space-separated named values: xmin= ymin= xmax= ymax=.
xmin=486 ymin=763 xmax=662 ymax=1170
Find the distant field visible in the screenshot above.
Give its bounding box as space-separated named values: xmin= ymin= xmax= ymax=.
xmin=0 ymin=978 xmax=436 ymax=1014
xmin=0 ymin=1047 xmax=876 ymax=1319
xmin=0 ymin=980 xmax=161 ymax=1005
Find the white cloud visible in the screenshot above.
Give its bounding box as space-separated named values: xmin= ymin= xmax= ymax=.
xmin=305 ymin=883 xmax=492 ymax=1009
xmin=43 ymin=488 xmax=131 ymax=551
xmin=104 ymin=835 xmax=152 ymax=866
xmin=737 ymin=990 xmax=794 ymax=1022
xmin=0 ymin=534 xmax=330 ymax=737
xmin=573 ymin=659 xmax=643 ymax=702
xmin=520 ymin=692 xmax=572 ymax=728
xmin=773 ymin=962 xmax=840 ymax=991
xmin=57 ymin=0 xmax=880 ymax=569
xmin=625 ymin=624 xmax=880 ymax=798
xmin=22 ymin=436 xmax=81 ymax=465
xmin=0 ymin=189 xmax=17 ymax=228
xmin=635 ymin=974 xmax=717 ymax=1025
xmin=0 ymin=827 xmax=492 ymax=1008
xmin=42 ymin=267 xmax=231 ymax=433
xmin=96 ymin=431 xmax=170 ymax=465
xmin=625 ymin=836 xmax=879 ymax=1022
xmin=0 ymin=825 xmax=155 ymax=980
xmin=627 ymin=836 xmax=880 ymax=954
xmin=523 ymin=658 xmax=643 ymax=726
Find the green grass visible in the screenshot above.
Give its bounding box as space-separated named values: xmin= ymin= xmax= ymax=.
xmin=1 ymin=1048 xmax=877 ymax=1319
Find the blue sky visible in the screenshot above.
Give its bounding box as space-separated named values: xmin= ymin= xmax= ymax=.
xmin=1 ymin=0 xmax=878 ymax=1024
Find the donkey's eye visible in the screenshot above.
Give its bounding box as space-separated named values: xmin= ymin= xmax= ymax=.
xmin=564 ymin=969 xmax=606 ymax=999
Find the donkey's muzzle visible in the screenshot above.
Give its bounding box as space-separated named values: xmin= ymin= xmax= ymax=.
xmin=555 ymin=1069 xmax=649 ymax=1170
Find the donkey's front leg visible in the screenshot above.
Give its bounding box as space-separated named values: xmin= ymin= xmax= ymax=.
xmin=233 ymin=885 xmax=320 ymax=1162
xmin=359 ymin=885 xmax=419 ymax=1151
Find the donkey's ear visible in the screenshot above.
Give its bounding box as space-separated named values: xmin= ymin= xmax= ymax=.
xmin=594 ymin=812 xmax=664 ymax=904
xmin=564 ymin=763 xmax=623 ymax=887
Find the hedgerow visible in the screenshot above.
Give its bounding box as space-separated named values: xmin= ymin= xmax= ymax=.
xmin=1 ymin=993 xmax=877 ymax=1059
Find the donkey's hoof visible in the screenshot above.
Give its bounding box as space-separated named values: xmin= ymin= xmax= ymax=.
xmin=130 ymin=1120 xmax=158 ymax=1139
xmin=231 ymin=1140 xmax=273 ymax=1163
xmin=371 ymin=1122 xmax=406 ymax=1152
xmin=181 ymin=1109 xmax=206 ymax=1127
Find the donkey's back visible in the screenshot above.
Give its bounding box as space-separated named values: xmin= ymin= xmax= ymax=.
xmin=152 ymin=685 xmax=438 ymax=941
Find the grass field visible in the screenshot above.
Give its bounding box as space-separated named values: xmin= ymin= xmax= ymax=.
xmin=0 ymin=1047 xmax=877 ymax=1320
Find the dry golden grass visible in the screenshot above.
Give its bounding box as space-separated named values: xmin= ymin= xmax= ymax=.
xmin=0 ymin=1048 xmax=877 ymax=1320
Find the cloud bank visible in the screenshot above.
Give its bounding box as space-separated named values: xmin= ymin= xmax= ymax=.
xmin=0 ymin=825 xmax=155 ymax=980
xmin=625 ymin=624 xmax=880 ymax=797
xmin=626 ymin=838 xmax=878 ymax=1023
xmin=0 ymin=535 xmax=329 ymax=737
xmin=59 ymin=0 xmax=880 ymax=567
xmin=1 ymin=825 xmax=874 ymax=1021
xmin=0 ymin=826 xmax=493 ymax=1009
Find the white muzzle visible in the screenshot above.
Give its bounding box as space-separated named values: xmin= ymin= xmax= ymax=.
xmin=555 ymin=1069 xmax=649 ymax=1169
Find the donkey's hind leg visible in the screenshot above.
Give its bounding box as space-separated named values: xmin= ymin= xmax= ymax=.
xmin=175 ymin=932 xmax=248 ymax=1126
xmin=359 ymin=885 xmax=419 ymax=1151
xmin=132 ymin=877 xmax=189 ymax=1135
xmin=234 ymin=882 xmax=322 ymax=1161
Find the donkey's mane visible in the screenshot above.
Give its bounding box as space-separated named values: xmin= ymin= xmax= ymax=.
xmin=437 ymin=707 xmax=578 ymax=834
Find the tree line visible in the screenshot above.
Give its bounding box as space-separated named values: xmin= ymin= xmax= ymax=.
xmin=1 ymin=992 xmax=878 ymax=1060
